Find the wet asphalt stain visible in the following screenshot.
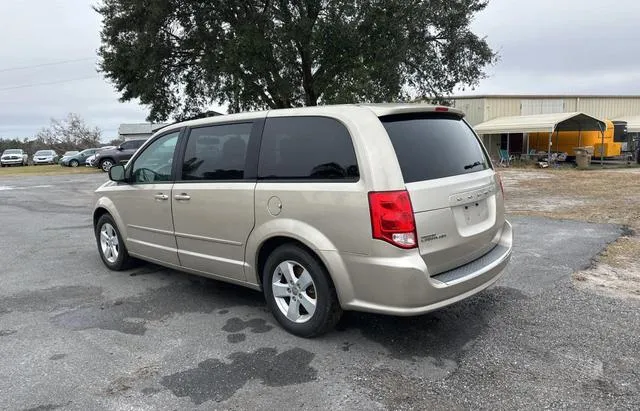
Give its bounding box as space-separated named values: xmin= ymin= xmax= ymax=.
xmin=227 ymin=333 xmax=246 ymax=343
xmin=52 ymin=280 xmax=264 ymax=335
xmin=0 ymin=286 xmax=103 ymax=314
xmin=338 ymin=286 xmax=527 ymax=361
xmin=222 ymin=318 xmax=273 ymax=334
xmin=342 ymin=342 xmax=354 ymax=352
xmin=0 ymin=329 xmax=17 ymax=337
xmin=23 ymin=403 xmax=70 ymax=411
xmin=160 ymin=347 xmax=316 ymax=405
xmin=49 ymin=354 xmax=66 ymax=361
xmin=141 ymin=387 xmax=162 ymax=396
xmin=106 ymin=365 xmax=159 ymax=396
xmin=129 ymin=265 xmax=166 ymax=277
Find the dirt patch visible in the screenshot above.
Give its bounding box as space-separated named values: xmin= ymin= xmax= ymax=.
xmin=500 ymin=167 xmax=640 ymax=298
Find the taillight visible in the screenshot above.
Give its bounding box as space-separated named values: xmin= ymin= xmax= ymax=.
xmin=434 ymin=106 xmax=449 ymax=112
xmin=368 ymin=190 xmax=417 ymax=249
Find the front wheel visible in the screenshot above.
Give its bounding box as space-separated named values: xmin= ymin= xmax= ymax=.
xmin=100 ymin=159 xmax=114 ymax=172
xmin=95 ymin=214 xmax=135 ymax=270
xmin=69 ymin=159 xmax=79 ymax=167
xmin=263 ymin=244 xmax=342 ymax=337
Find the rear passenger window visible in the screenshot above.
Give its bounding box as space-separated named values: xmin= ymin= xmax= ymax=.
xmin=182 ymin=123 xmax=252 ymax=180
xmin=258 ymin=117 xmax=359 ymax=180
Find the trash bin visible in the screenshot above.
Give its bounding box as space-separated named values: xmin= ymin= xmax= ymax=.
xmin=574 ymin=147 xmax=591 ymax=169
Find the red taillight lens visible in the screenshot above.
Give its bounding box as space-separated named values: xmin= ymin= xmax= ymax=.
xmin=368 ymin=190 xmax=417 ymax=249
xmin=434 ymin=106 xmax=449 ymax=112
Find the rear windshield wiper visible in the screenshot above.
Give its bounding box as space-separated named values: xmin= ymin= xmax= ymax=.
xmin=464 ymin=161 xmax=483 ymax=170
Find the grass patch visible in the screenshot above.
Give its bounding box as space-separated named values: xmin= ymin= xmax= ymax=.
xmin=0 ymin=164 xmax=102 ymax=177
xmin=501 ymin=167 xmax=640 ymax=299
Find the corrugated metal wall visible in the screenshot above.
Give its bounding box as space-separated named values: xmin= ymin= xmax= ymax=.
xmin=453 ymin=98 xmax=484 ymax=125
xmin=484 ymin=99 xmax=521 ymax=121
xmin=453 ymin=96 xmax=640 ymax=124
xmin=573 ymin=98 xmax=640 ymax=119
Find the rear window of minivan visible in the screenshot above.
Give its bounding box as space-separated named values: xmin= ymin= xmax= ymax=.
xmin=380 ymin=113 xmax=490 ymax=183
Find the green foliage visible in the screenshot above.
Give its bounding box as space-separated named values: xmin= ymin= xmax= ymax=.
xmin=96 ymin=0 xmax=497 ymax=121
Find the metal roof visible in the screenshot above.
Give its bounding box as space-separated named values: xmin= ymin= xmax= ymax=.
xmin=118 ymin=123 xmax=169 ymax=135
xmin=614 ymin=115 xmax=640 ymax=133
xmin=473 ymin=112 xmax=607 ymax=135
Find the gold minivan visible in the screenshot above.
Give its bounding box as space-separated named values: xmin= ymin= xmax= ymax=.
xmin=93 ymin=104 xmax=512 ymax=336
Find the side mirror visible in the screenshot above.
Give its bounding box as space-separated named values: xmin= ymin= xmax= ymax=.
xmin=109 ymin=165 xmax=126 ymax=182
xmin=117 ymin=145 xmax=124 ymax=151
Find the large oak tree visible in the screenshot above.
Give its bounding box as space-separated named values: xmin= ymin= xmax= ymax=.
xmin=96 ymin=0 xmax=496 ymax=121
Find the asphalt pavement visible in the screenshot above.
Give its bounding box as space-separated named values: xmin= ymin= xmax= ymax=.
xmin=0 ymin=173 xmax=638 ymax=410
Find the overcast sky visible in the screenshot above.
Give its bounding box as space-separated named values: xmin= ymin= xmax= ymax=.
xmin=1 ymin=0 xmax=639 ymax=139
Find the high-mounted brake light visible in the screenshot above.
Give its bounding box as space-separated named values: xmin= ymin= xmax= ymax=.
xmin=434 ymin=107 xmax=449 ymax=112
xmin=368 ymin=190 xmax=417 ymax=249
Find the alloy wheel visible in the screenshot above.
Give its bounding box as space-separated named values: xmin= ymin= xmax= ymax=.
xmin=100 ymin=223 xmax=120 ymax=264
xmin=271 ymin=260 xmax=317 ymax=323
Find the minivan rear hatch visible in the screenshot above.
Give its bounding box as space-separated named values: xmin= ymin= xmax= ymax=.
xmin=380 ymin=111 xmax=505 ymax=275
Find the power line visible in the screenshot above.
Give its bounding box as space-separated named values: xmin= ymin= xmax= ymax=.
xmin=0 ymin=57 xmax=96 ymax=73
xmin=0 ymin=76 xmax=98 ymax=92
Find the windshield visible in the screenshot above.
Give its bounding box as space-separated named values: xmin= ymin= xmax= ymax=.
xmin=80 ymin=149 xmax=93 ymax=155
xmin=35 ymin=150 xmax=53 ymax=156
xmin=3 ymin=149 xmax=22 ymax=154
xmin=63 ymin=151 xmax=79 ymax=156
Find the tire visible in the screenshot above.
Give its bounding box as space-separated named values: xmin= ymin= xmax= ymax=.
xmin=95 ymin=214 xmax=135 ymax=271
xmin=69 ymin=159 xmax=79 ymax=167
xmin=100 ymin=158 xmax=114 ymax=172
xmin=263 ymin=244 xmax=342 ymax=337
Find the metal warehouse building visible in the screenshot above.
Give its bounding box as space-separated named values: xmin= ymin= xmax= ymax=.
xmin=452 ymin=95 xmax=640 ymax=158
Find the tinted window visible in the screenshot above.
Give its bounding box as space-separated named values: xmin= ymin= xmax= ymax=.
xmin=122 ymin=140 xmax=145 ymax=150
xmin=131 ymin=132 xmax=179 ymax=183
xmin=181 ymin=123 xmax=252 ymax=180
xmin=381 ymin=113 xmax=489 ymax=183
xmin=258 ymin=117 xmax=359 ymax=180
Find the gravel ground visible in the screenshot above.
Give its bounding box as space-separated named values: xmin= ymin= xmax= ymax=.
xmin=0 ymin=173 xmax=638 ymax=410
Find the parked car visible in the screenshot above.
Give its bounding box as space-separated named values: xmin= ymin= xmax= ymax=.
xmin=1 ymin=149 xmax=28 ymax=167
xmin=59 ymin=151 xmax=79 ymax=164
xmin=60 ymin=149 xmax=100 ymax=167
xmin=93 ymin=140 xmax=147 ymax=172
xmin=86 ymin=146 xmax=116 ymax=167
xmin=93 ymin=104 xmax=513 ymax=337
xmin=32 ymin=150 xmax=59 ymax=165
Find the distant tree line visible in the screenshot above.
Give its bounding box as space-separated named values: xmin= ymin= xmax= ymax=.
xmin=0 ymin=113 xmax=120 ymax=155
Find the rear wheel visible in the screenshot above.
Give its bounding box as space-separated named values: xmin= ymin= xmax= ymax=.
xmin=263 ymin=244 xmax=342 ymax=337
xmin=100 ymin=158 xmax=114 ymax=172
xmin=95 ymin=214 xmax=135 ymax=270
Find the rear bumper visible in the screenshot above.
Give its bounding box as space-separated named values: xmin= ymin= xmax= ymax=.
xmin=336 ymin=220 xmax=512 ymax=316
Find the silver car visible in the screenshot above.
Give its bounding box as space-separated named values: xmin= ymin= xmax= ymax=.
xmin=32 ymin=149 xmax=59 ymax=165
xmin=93 ymin=104 xmax=512 ymax=336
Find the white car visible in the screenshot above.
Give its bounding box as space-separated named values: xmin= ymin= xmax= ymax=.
xmin=1 ymin=149 xmax=28 ymax=167
xmin=32 ymin=150 xmax=58 ymax=165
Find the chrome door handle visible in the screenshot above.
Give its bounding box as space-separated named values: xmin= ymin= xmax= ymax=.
xmin=174 ymin=193 xmax=191 ymax=201
xmin=154 ymin=193 xmax=169 ymax=200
